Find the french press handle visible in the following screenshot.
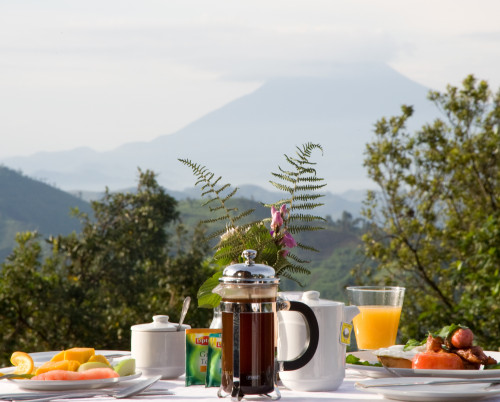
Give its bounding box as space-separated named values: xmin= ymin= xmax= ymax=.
xmin=278 ymin=300 xmax=319 ymax=371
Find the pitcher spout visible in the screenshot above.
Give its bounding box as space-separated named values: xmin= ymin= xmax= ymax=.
xmin=344 ymin=305 xmax=360 ymax=323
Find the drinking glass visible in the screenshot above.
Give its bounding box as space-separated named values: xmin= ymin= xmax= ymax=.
xmin=346 ymin=286 xmax=405 ymax=350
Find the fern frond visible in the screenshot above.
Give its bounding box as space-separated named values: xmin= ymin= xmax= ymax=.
xmin=285 ymin=253 xmax=311 ymax=264
xmin=179 ymin=158 xmax=251 ymax=246
xmin=295 ymin=242 xmax=320 ymax=253
xmin=288 ymin=194 xmax=325 ymax=202
xmin=289 ymin=213 xmax=326 ymax=222
xmin=275 ymin=261 xmax=311 ymax=277
xmin=270 ymin=174 xmax=297 ymax=184
xmin=276 ymin=270 xmax=307 ymax=287
xmin=200 ymin=214 xmax=229 ymax=223
xmin=270 ymin=182 xmax=295 ymax=193
xmin=297 ymin=176 xmax=325 ymax=183
xmin=232 ymin=209 xmax=256 ymax=223
xmin=291 ymin=203 xmax=324 ymax=210
xmin=288 ymin=225 xmax=325 ymax=234
xmin=220 ymin=186 xmax=236 ymax=199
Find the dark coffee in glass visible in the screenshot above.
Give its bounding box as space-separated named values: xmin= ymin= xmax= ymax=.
xmin=221 ymin=299 xmax=276 ymax=395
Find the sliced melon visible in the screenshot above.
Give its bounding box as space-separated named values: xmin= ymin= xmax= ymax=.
xmin=113 ymin=358 xmax=136 ymax=377
xmin=88 ymin=354 xmax=111 ymax=365
xmin=78 ymin=362 xmax=111 ymax=372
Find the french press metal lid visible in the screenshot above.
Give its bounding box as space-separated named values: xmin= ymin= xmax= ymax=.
xmin=219 ymin=249 xmax=280 ymax=285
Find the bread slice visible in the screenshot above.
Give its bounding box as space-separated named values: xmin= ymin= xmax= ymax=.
xmin=376 ymin=355 xmax=412 ymax=369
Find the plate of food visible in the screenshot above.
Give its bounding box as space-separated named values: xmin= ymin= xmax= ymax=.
xmin=347 ymin=324 xmax=500 ymax=379
xmin=2 ymin=348 xmax=140 ymax=391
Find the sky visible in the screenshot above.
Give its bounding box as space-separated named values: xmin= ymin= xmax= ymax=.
xmin=1 ymin=0 xmax=499 ymax=159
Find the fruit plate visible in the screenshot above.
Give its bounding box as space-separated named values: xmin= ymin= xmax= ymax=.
xmin=0 ymin=350 xmax=139 ymax=391
xmin=7 ymin=371 xmax=142 ymax=391
xmin=347 ymin=350 xmax=500 ymax=379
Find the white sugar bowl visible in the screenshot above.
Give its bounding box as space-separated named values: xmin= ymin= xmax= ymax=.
xmin=131 ymin=315 xmax=191 ymax=379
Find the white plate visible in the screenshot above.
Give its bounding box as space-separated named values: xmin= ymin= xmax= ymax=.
xmin=8 ymin=371 xmax=142 ymax=391
xmin=355 ymin=376 xmax=500 ymax=402
xmin=347 ymin=350 xmax=500 ymax=379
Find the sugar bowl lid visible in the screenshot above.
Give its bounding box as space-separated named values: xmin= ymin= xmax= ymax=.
xmin=219 ymin=250 xmax=279 ymax=284
xmin=131 ymin=315 xmax=190 ymax=332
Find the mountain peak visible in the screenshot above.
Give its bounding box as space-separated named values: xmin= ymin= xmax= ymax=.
xmin=1 ymin=63 xmax=438 ymax=194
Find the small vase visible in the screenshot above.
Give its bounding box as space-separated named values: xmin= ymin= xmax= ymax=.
xmin=209 ymin=305 xmax=222 ymax=329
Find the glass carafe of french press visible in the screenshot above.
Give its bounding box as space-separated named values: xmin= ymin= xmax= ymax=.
xmin=215 ymin=250 xmax=319 ymax=401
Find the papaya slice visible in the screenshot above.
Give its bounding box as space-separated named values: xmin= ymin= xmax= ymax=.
xmin=64 ymin=348 xmax=95 ymax=364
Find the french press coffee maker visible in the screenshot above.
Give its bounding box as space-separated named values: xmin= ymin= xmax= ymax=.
xmin=215 ymin=250 xmax=319 ymax=401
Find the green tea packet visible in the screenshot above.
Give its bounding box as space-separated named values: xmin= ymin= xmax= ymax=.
xmin=205 ymin=332 xmax=222 ymax=387
xmin=185 ymin=328 xmax=220 ymax=386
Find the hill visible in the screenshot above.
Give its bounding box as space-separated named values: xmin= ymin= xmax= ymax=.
xmin=0 ymin=166 xmax=93 ymax=261
xmin=0 ymin=62 xmax=439 ymax=197
xmin=72 ymin=183 xmax=363 ymax=221
xmin=0 ymin=168 xmax=363 ymax=302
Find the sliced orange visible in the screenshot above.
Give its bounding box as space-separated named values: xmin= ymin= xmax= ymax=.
xmin=10 ymin=351 xmax=35 ymax=375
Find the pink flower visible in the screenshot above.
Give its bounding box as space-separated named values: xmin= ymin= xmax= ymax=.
xmin=281 ymin=232 xmax=297 ymax=249
xmin=271 ymin=206 xmax=283 ymax=231
xmin=280 ymin=204 xmax=288 ymax=218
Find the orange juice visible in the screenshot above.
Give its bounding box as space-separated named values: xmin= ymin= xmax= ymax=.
xmin=352 ymin=305 xmax=402 ymax=350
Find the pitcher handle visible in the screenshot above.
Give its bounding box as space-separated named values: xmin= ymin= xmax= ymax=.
xmin=278 ymin=300 xmax=319 ymax=371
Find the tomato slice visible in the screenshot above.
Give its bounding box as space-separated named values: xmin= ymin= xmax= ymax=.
xmin=412 ymin=351 xmax=464 ymax=370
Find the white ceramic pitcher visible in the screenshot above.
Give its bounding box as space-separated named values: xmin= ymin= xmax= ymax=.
xmin=277 ymin=291 xmax=359 ymax=392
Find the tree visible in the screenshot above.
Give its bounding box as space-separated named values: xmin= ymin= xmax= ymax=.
xmin=0 ymin=169 xmax=215 ymax=365
xmin=358 ymin=75 xmax=500 ymax=349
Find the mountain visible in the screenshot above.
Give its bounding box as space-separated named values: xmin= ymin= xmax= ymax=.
xmin=1 ymin=62 xmax=439 ymax=198
xmin=0 ymin=166 xmax=92 ymax=261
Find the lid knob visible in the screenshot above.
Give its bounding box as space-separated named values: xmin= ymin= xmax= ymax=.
xmin=242 ymin=249 xmax=257 ymax=265
xmin=153 ymin=315 xmax=170 ymax=326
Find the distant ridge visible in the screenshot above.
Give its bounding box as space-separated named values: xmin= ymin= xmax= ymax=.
xmin=1 ymin=62 xmax=439 ymax=197
xmin=71 ymin=183 xmax=363 ymax=221
xmin=0 ymin=166 xmax=92 ymax=261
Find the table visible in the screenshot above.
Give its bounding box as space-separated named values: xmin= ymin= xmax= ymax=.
xmin=2 ymin=369 xmax=500 ymax=402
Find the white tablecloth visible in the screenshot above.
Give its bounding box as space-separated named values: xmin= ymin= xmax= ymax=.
xmin=1 ymin=370 xmax=500 ymax=401
xmin=152 ymin=372 xmax=382 ymax=401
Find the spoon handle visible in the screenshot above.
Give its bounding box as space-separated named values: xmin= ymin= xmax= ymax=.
xmin=177 ymin=296 xmax=191 ymax=331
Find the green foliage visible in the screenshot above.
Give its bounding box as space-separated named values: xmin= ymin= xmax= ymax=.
xmin=0 ymin=169 xmax=215 ymax=366
xmin=180 ymin=143 xmax=326 ymax=307
xmin=359 ymin=75 xmax=500 ymax=349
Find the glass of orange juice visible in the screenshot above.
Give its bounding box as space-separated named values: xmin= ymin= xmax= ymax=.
xmin=346 ymin=286 xmax=405 ymax=350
